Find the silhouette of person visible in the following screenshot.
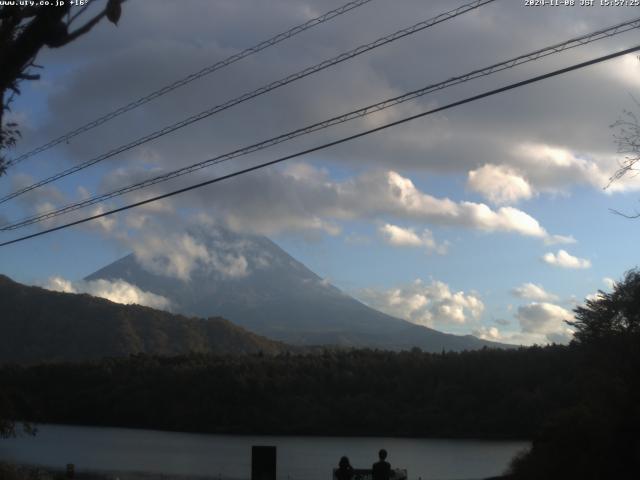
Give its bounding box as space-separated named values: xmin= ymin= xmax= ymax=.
xmin=372 ymin=449 xmax=392 ymax=480
xmin=335 ymin=456 xmax=354 ymax=480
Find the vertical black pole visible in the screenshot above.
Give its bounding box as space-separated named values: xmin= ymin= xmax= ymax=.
xmin=252 ymin=445 xmax=277 ymax=480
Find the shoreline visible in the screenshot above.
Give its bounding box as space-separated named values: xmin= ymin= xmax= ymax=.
xmin=6 ymin=464 xmax=238 ymax=480
xmin=27 ymin=465 xmax=510 ymax=480
xmin=20 ymin=421 xmax=532 ymax=443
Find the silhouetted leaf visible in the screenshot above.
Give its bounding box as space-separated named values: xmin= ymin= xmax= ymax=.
xmin=106 ymin=0 xmax=122 ymax=25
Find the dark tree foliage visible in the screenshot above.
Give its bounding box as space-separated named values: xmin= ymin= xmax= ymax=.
xmin=569 ymin=269 xmax=640 ymax=343
xmin=0 ymin=392 xmax=16 ymax=438
xmin=0 ymin=346 xmax=579 ymax=440
xmin=508 ymin=270 xmax=640 ymax=479
xmin=0 ymin=0 xmax=123 ymax=174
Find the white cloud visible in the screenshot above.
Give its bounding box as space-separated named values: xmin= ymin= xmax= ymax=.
xmin=379 ymin=223 xmax=448 ymax=254
xmin=467 ymin=164 xmax=533 ymax=205
xmin=542 ymin=249 xmax=591 ymax=269
xmin=47 ymin=276 xmax=75 ymax=293
xmin=514 ymin=143 xmax=606 ymax=191
xmin=379 ymin=223 xmax=423 ymax=246
xmin=86 ymin=204 xmax=117 ymax=233
xmin=585 ymin=291 xmax=605 ymax=303
xmin=359 ymin=279 xmax=484 ymax=328
xmin=513 ymin=143 xmax=640 ymax=194
xmin=511 ymin=282 xmax=558 ymax=302
xmin=157 ymin=167 xmax=562 ymax=242
xmin=45 ymin=277 xmax=171 ymax=310
xmin=607 ymin=54 xmax=640 ymax=89
xmin=544 ymin=234 xmax=577 ymax=246
xmin=466 ymin=142 xmax=640 ymax=209
xmin=369 ymin=171 xmax=550 ymax=238
xmin=582 ymin=277 xmax=617 ymax=303
xmin=133 ymin=233 xmax=211 ymax=281
xmin=472 ymin=326 xmax=503 ymax=342
xmin=516 ymin=302 xmax=575 ymax=344
xmin=131 ymin=231 xmax=249 ymax=281
xmin=581 ymin=276 xmax=620 ymax=306
xmin=602 ymin=277 xmax=615 ymax=290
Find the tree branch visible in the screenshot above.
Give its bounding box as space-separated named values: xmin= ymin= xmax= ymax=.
xmin=58 ymin=9 xmax=107 ymax=46
xmin=609 ymin=207 xmax=640 ymax=219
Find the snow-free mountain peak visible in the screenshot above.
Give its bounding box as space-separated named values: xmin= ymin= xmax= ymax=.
xmin=86 ymin=226 xmax=511 ymax=351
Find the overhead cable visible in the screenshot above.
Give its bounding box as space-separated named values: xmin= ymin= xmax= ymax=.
xmin=0 ymin=0 xmax=496 ymax=204
xmin=5 ymin=0 xmax=375 ymax=168
xmin=1 ymin=44 xmax=638 ymax=248
xmin=3 ymin=17 xmax=640 ymax=231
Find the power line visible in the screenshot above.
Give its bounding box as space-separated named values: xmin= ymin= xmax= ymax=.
xmin=4 ymin=17 xmax=640 ymax=231
xmin=5 ymin=0 xmax=375 ymax=168
xmin=1 ymin=44 xmax=638 ymax=248
xmin=0 ymin=0 xmax=496 ymax=204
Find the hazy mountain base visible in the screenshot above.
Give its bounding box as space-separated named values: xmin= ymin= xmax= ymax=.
xmin=86 ymin=226 xmax=511 ymax=352
xmin=0 ymin=270 xmax=508 ymax=365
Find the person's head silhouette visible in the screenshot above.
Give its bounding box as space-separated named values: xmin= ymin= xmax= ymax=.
xmin=378 ymin=449 xmax=387 ymax=461
xmin=339 ymin=456 xmax=351 ymax=469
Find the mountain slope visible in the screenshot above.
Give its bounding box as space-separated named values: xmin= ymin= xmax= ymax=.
xmin=86 ymin=226 xmax=512 ymax=352
xmin=0 ymin=275 xmax=287 ymax=364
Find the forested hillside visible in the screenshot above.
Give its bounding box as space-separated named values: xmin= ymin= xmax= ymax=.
xmin=0 ymin=346 xmax=576 ymax=439
xmin=0 ymin=275 xmax=287 ymax=363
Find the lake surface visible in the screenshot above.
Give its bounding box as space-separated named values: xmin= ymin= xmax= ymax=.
xmin=0 ymin=424 xmax=529 ymax=480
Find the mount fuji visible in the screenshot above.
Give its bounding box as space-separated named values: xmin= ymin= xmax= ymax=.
xmin=86 ymin=226 xmax=511 ymax=352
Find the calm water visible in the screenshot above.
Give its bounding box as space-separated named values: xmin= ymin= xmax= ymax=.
xmin=0 ymin=424 xmax=529 ymax=480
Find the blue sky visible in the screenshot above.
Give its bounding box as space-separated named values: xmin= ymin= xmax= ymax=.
xmin=2 ymin=0 xmax=640 ymax=344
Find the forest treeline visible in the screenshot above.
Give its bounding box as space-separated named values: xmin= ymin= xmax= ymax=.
xmin=3 ymin=335 xmax=639 ymax=478
xmin=0 ymin=346 xmax=591 ymax=438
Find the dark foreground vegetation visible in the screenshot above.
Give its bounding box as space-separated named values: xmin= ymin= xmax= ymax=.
xmin=2 ymin=270 xmax=640 ymax=478
xmin=505 ymin=270 xmax=640 ymax=479
xmin=0 ymin=345 xmax=575 ymax=438
xmin=0 ymin=336 xmax=639 ymax=478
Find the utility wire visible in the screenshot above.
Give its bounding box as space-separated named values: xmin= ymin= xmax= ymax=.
xmin=1 ymin=44 xmax=638 ymax=248
xmin=5 ymin=0 xmax=375 ymax=168
xmin=3 ymin=17 xmax=640 ymax=231
xmin=0 ymin=0 xmax=496 ymax=204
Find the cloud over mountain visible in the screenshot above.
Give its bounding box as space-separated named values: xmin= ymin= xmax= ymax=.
xmin=359 ymin=278 xmax=484 ymax=328
xmin=46 ymin=277 xmax=171 ymax=310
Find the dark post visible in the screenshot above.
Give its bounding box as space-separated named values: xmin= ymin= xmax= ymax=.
xmin=252 ymin=445 xmax=277 ymax=480
xmin=65 ymin=464 xmax=75 ymax=479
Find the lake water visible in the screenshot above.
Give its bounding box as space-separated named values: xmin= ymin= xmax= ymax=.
xmin=0 ymin=424 xmax=529 ymax=480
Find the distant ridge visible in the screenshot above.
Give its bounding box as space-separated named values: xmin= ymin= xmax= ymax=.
xmin=86 ymin=226 xmax=514 ymax=352
xmin=0 ymin=274 xmax=288 ymax=364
